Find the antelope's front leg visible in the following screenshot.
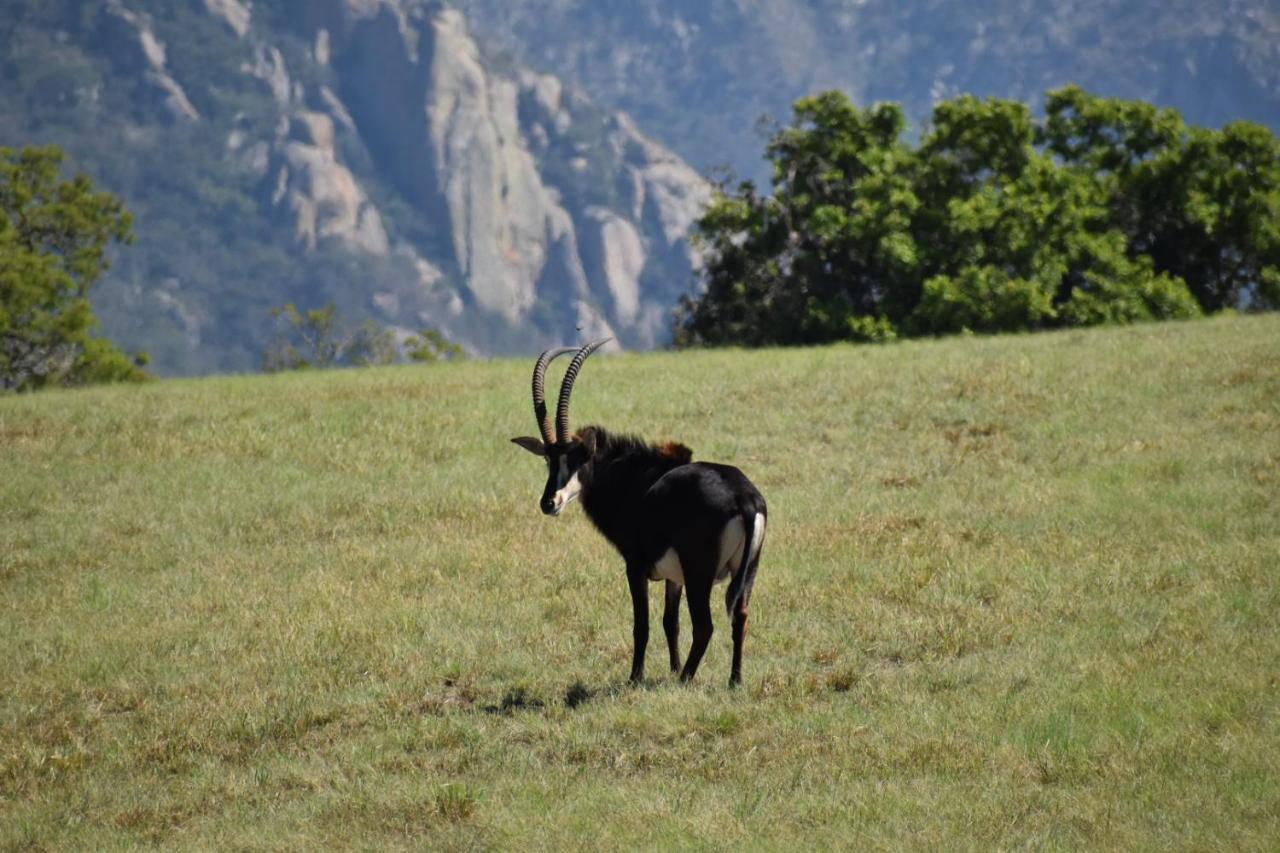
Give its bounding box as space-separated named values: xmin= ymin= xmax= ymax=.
xmin=626 ymin=566 xmax=649 ymax=683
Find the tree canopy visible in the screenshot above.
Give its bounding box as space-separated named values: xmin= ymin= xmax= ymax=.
xmin=677 ymin=87 xmax=1280 ymax=346
xmin=1 ymin=145 xmax=146 ymax=390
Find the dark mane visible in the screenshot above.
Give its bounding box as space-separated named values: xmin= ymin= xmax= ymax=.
xmin=579 ymin=425 xmax=693 ymax=467
xmin=574 ymin=425 xmax=694 ymax=559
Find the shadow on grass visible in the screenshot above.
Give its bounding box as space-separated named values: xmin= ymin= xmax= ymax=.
xmin=417 ymin=667 xmax=742 ymax=718
xmin=486 ymin=679 xmax=636 ymax=714
xmin=429 ymin=678 xmax=641 ymax=717
xmin=417 ymin=663 xmax=875 ymax=718
xmin=481 ymin=685 xmax=545 ymax=715
xmin=560 ymin=678 xmax=652 ymax=710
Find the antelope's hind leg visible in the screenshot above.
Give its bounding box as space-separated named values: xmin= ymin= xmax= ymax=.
xmin=679 ymin=579 xmax=714 ymax=683
xmin=727 ymin=547 xmax=762 ymax=687
xmin=663 ymin=580 xmax=682 ymax=674
xmin=728 ymin=583 xmax=750 ymax=687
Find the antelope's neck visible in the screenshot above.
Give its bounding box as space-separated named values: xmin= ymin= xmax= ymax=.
xmin=579 ymin=441 xmax=680 ymax=559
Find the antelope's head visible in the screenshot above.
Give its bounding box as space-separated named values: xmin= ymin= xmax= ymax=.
xmin=511 ymin=339 xmax=610 ymax=516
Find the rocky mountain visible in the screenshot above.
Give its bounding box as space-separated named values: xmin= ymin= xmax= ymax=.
xmin=453 ymin=0 xmax=1280 ymax=182
xmin=4 ymin=0 xmax=1275 ymax=375
xmin=1 ymin=0 xmax=709 ymax=373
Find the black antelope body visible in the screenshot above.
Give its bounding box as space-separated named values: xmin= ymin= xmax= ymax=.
xmin=511 ymin=340 xmax=768 ymax=687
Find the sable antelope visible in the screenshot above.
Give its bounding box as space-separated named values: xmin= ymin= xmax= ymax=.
xmin=511 ymin=340 xmax=768 ymax=686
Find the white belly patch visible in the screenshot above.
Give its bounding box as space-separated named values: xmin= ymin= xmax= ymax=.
xmin=648 ymin=514 xmax=760 ymax=586
xmin=651 ymin=548 xmax=684 ymax=584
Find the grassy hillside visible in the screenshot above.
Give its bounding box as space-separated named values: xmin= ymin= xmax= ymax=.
xmin=2 ymin=315 xmax=1278 ymax=849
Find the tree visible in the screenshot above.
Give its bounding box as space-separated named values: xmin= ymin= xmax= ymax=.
xmin=1 ymin=145 xmax=147 ymax=390
xmin=263 ymin=303 xmax=346 ymax=371
xmin=404 ymin=328 xmax=465 ymax=363
xmin=909 ymin=95 xmax=1200 ymax=333
xmin=263 ymin=302 xmax=463 ymax=370
xmin=677 ymin=87 xmax=1277 ymax=347
xmin=1041 ymin=86 xmax=1280 ymax=312
xmin=678 ymin=93 xmax=915 ymax=346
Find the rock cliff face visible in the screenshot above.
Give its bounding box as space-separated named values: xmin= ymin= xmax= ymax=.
xmin=266 ymin=110 xmax=390 ymax=256
xmin=3 ymin=0 xmax=710 ymax=372
xmin=100 ymin=0 xmax=201 ymax=124
xmin=278 ymin=0 xmax=710 ymax=349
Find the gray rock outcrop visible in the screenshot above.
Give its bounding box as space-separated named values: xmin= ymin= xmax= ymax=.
xmin=264 ymin=0 xmax=711 ymax=349
xmin=102 ymin=0 xmax=200 ymax=124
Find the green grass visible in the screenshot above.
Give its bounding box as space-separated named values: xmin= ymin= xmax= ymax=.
xmin=2 ymin=315 xmax=1278 ymax=849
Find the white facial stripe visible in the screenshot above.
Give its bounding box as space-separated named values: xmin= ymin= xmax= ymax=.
xmin=553 ymin=470 xmax=582 ymax=512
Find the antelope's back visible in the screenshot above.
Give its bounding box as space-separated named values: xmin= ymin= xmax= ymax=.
xmin=638 ymin=463 xmax=765 ymax=556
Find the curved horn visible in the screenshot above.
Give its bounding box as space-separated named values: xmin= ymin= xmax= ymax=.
xmin=555 ymin=338 xmax=611 ymax=443
xmin=532 ymin=346 xmax=577 ymax=444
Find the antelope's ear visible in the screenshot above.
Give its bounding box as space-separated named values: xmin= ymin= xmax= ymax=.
xmin=511 ymin=436 xmax=546 ymax=456
xmin=576 ymin=426 xmax=598 ymax=456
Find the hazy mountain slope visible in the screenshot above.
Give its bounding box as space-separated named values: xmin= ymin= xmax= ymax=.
xmin=453 ymin=0 xmax=1280 ymax=180
xmin=1 ymin=0 xmax=709 ymax=374
xmin=4 ymin=0 xmax=1275 ymax=375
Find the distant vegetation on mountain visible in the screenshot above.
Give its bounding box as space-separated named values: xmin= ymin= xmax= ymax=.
xmin=455 ymin=0 xmax=1280 ymax=182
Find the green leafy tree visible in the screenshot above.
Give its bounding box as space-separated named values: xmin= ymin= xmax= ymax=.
xmin=910 ymin=96 xmax=1199 ymax=333
xmin=1042 ymin=86 xmax=1280 ymax=312
xmin=679 ymin=93 xmax=917 ymax=345
xmin=1 ymin=145 xmax=146 ymax=391
xmin=263 ymin=303 xmax=346 ymax=371
xmin=347 ymin=320 xmax=400 ymax=368
xmin=679 ymin=87 xmax=1277 ymax=347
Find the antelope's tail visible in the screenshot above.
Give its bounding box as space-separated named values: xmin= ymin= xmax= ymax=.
xmin=725 ymin=505 xmax=766 ymax=618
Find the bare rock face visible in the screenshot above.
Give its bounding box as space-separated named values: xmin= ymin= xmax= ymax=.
xmin=582 ymin=207 xmax=645 ymax=329
xmin=243 ymin=45 xmax=292 ymax=105
xmin=608 ymin=113 xmax=712 ymax=250
xmin=270 ymin=111 xmax=390 ymax=255
xmin=104 ymin=0 xmax=710 ymax=359
xmin=203 ymin=0 xmax=251 ymax=38
xmin=215 ymin=27 xmax=391 ymax=258
xmin=425 ymin=10 xmax=552 ymax=321
xmin=102 ymin=0 xmax=200 ymax=124
xmin=281 ymin=0 xmax=710 ymax=347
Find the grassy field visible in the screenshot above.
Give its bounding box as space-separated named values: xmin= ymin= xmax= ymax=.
xmin=2 ymin=315 xmax=1278 ymax=849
